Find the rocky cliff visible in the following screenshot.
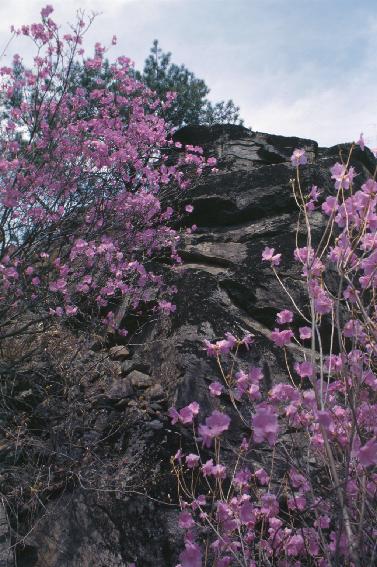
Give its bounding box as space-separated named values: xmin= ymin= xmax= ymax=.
xmin=1 ymin=125 xmax=374 ymax=567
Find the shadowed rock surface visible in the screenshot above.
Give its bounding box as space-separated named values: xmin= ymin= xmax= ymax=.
xmin=1 ymin=125 xmax=374 ymax=566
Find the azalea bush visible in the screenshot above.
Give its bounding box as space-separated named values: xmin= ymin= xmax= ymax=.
xmin=170 ymin=139 xmax=377 ymax=566
xmin=0 ymin=5 xmax=214 ymax=341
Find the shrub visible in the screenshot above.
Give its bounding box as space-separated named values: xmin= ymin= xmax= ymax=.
xmin=170 ymin=139 xmax=377 ymax=567
xmin=0 ymin=5 xmax=213 ymax=342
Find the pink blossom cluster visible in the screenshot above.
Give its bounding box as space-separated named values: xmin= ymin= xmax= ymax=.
xmin=0 ymin=6 xmax=216 ymax=337
xmin=203 ymin=332 xmax=254 ymax=357
xmin=171 ymin=142 xmax=377 ymax=566
xmin=171 ymin=336 xmax=377 ymax=565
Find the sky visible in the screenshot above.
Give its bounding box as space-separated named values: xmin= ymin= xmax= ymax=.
xmin=0 ymin=0 xmax=376 ymax=147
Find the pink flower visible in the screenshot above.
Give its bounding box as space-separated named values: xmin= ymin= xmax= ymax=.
xmin=233 ymin=468 xmax=251 ymax=489
xmin=343 ymin=319 xmax=363 ymax=338
xmin=209 ymin=381 xmax=223 ymax=397
xmin=185 ymin=204 xmax=194 ymax=213
xmin=178 ymin=540 xmax=202 ymax=567
xmin=49 ymin=278 xmax=66 ymax=292
xmin=262 ymin=246 xmax=281 ymax=266
xmin=309 ymin=185 xmax=320 ymax=201
xmin=198 ymin=411 xmax=231 ymax=448
xmin=255 ymin=468 xmax=269 ymax=485
xmin=158 ymin=300 xmax=176 ymax=313
xmin=270 ymin=328 xmax=293 ymax=347
xmin=185 ymin=454 xmax=200 ymax=469
xmin=248 ymin=383 xmax=261 ymax=401
xmin=288 ymin=494 xmax=306 ymax=511
xmin=252 ymin=406 xmax=279 ymax=445
xmin=317 ymin=410 xmax=333 ymax=431
xmin=4 ymin=267 xmax=18 ymax=279
xmin=294 ymin=361 xmax=315 ymax=378
xmin=294 ymin=246 xmax=314 ymax=264
xmin=330 ymin=162 xmax=356 ymax=190
xmin=358 ymin=438 xmax=377 ymax=467
xmin=357 ymin=132 xmax=365 ymax=151
xmin=241 ymin=333 xmax=254 ymax=348
xmin=291 ymin=149 xmax=307 ymax=166
xmin=224 ymin=332 xmax=237 ymax=348
xmin=201 ymin=459 xmax=214 ymax=476
xmin=261 ymin=493 xmax=279 ymax=517
xmin=211 ymin=464 xmax=227 ymax=479
xmin=299 ymin=326 xmax=312 ymax=340
xmin=215 ymin=339 xmax=234 ymax=355
xmin=65 ymin=305 xmax=78 ymax=316
xmin=174 ymin=449 xmax=183 ymax=462
xmin=179 ymin=511 xmax=195 ymax=529
xmin=203 ymin=333 xmax=237 ymax=357
xmin=286 ymin=534 xmax=304 ymax=556
xmin=192 ymin=495 xmax=206 ymax=510
xmin=364 ymin=371 xmax=377 ymax=391
xmin=168 ymin=408 xmax=180 ymax=424
xmin=276 ymin=309 xmax=293 ymax=324
xmin=322 ymin=196 xmax=338 ymax=216
xmin=168 ymin=402 xmax=200 ymax=425
xmin=306 ymin=199 xmax=315 ymax=212
xmin=343 ymin=285 xmax=358 ymax=304
xmin=324 ymin=354 xmax=344 ymax=373
xmin=315 ymin=515 xmax=330 ymax=529
xmin=179 ymin=402 xmax=200 ymax=424
xmin=249 ymin=367 xmax=263 ymax=383
xmin=289 ymin=469 xmax=309 ymax=491
xmin=203 ymin=340 xmax=217 ymax=357
xmin=270 ymin=383 xmax=299 ymax=403
xmin=313 ymin=290 xmax=333 ymax=315
xmin=41 ymin=5 xmax=54 ymax=18
xmin=239 ymin=500 xmax=254 ymax=524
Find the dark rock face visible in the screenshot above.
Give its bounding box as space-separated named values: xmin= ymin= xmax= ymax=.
xmin=174 ymin=124 xmax=318 ymax=170
xmin=7 ymin=126 xmax=373 ymax=566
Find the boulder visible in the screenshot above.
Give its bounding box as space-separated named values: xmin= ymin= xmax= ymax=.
xmin=109 ymin=345 xmax=130 ymax=361
xmin=107 ymin=378 xmax=134 ymax=400
xmin=128 ymin=370 xmax=153 ymax=389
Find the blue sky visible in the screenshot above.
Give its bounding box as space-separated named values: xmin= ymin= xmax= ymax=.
xmin=1 ymin=0 xmax=376 ymax=146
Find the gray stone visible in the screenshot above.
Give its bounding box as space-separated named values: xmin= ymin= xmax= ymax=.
xmin=147 ymin=419 xmax=164 ymax=430
xmin=144 ymin=384 xmax=165 ymax=400
xmin=121 ymin=360 xmax=150 ymax=375
xmin=107 ymin=378 xmax=134 ymax=400
xmin=109 ymin=345 xmax=130 ymax=361
xmin=128 ymin=370 xmax=153 ymax=389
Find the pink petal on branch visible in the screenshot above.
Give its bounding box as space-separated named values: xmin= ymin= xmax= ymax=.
xmin=252 ymin=406 xmax=279 ymax=445
xmin=299 ymin=326 xmax=312 ymax=340
xmin=358 ymin=438 xmax=377 ymax=467
xmin=276 ymin=309 xmax=293 ymax=324
xmin=262 ymin=246 xmax=281 ymax=266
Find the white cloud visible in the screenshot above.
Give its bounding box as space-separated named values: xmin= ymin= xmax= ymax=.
xmin=0 ymin=0 xmax=376 ymax=147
